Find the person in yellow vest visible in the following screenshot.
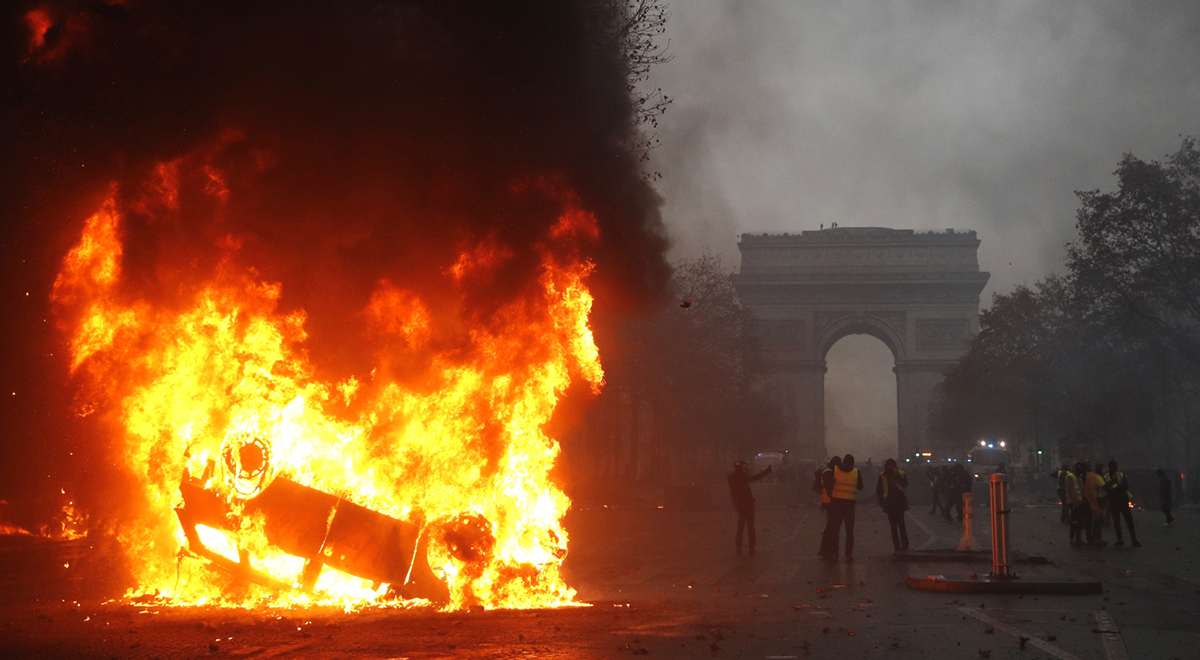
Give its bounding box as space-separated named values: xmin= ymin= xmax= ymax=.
xmin=819 ymin=453 xmax=864 ymax=559
xmin=1065 ymin=462 xmax=1086 ymax=546
xmin=1097 ymin=462 xmax=1111 ymax=526
xmin=815 ymin=456 xmax=841 ymax=556
xmin=813 ymin=456 xmax=841 ymax=511
xmin=1084 ymin=462 xmax=1108 ymax=546
xmin=1106 ymin=460 xmax=1141 ymax=547
xmin=875 ymin=458 xmax=909 ymax=554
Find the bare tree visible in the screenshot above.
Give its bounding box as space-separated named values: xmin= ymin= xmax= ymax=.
xmin=587 ymin=0 xmax=674 ymax=171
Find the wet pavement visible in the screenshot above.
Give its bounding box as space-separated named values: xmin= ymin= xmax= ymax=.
xmin=1 ymin=499 xmax=1196 ymax=659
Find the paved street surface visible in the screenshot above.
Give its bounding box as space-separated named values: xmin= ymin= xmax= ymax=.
xmin=1 ymin=500 xmax=1197 ymax=659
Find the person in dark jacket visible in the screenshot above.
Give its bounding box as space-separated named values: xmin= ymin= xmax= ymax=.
xmin=1158 ymin=468 xmax=1174 ymax=525
xmin=946 ymin=464 xmax=970 ymax=522
xmin=876 ymin=458 xmax=910 ymax=553
xmin=728 ymin=460 xmax=772 ymax=555
xmin=937 ymin=465 xmax=953 ymax=520
xmin=1106 ymin=461 xmax=1140 ymax=547
xmin=926 ymin=465 xmax=941 ymax=516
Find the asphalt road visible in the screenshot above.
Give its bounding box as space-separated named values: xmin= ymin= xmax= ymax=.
xmin=1 ymin=497 xmax=1196 ymax=659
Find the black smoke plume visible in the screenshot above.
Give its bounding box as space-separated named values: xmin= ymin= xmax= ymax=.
xmin=0 ymin=1 xmax=670 ymax=537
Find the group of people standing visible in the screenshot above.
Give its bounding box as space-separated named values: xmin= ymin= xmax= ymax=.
xmin=925 ymin=463 xmax=973 ymax=522
xmin=1051 ymin=461 xmax=1174 ymax=547
xmin=727 ymin=454 xmax=917 ymax=558
xmin=813 ymin=455 xmax=911 ymax=559
xmin=728 ymin=454 xmax=1180 ymax=558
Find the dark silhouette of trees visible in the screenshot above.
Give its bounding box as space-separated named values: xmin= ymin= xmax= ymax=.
xmin=1066 ymin=137 xmax=1200 ymax=483
xmin=1069 ymin=137 xmax=1200 ymax=369
xmin=936 ymin=137 xmax=1200 ymax=489
xmin=935 ymin=277 xmax=1156 ymax=459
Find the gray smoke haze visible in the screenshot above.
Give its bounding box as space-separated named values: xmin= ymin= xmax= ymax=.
xmin=824 ymin=335 xmax=897 ymax=462
xmin=648 ymin=1 xmax=1200 ymax=458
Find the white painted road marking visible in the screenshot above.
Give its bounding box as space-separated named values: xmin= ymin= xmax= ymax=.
xmin=1093 ymin=611 xmax=1129 ymax=660
xmin=958 ymin=606 xmax=1083 ymax=660
xmin=907 ymin=511 xmax=940 ymax=550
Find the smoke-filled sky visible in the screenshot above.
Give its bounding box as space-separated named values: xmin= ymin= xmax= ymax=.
xmin=646 ymin=1 xmax=1200 ymax=458
xmin=653 ymin=1 xmax=1200 ymax=290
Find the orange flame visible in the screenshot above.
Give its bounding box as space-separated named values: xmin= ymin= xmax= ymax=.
xmin=24 ymin=8 xmax=52 ymax=52
xmin=53 ymin=157 xmax=604 ymax=610
xmin=21 ymin=5 xmax=87 ymax=64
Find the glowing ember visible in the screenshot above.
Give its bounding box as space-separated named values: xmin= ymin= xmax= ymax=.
xmin=52 ymin=151 xmax=604 ymax=610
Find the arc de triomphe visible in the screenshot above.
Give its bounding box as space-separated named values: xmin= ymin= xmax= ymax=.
xmin=731 ymin=227 xmax=989 ymax=461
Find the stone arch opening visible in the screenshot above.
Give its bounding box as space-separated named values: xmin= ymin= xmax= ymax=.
xmin=817 ymin=315 xmax=903 ymax=363
xmin=823 ymin=333 xmax=899 ymax=465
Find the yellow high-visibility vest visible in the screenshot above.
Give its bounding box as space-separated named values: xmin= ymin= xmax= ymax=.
xmin=821 ymin=468 xmax=833 ymax=504
xmin=1064 ymin=472 xmax=1082 ymax=503
xmin=881 ymin=469 xmax=906 ymax=500
xmin=833 ymin=467 xmax=859 ymax=501
xmin=1111 ymin=471 xmax=1133 ymax=502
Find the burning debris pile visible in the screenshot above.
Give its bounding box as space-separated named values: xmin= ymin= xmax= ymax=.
xmin=0 ymin=500 xmax=86 ymax=541
xmin=14 ymin=0 xmax=669 ymax=609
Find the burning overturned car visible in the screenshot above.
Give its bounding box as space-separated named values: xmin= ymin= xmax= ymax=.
xmin=175 ymin=433 xmax=465 ymax=603
xmin=137 ymin=314 xmax=582 ymax=610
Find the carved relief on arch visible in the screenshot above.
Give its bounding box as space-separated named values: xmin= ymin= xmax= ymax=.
xmin=915 ymin=318 xmax=970 ymax=350
xmin=813 ymin=310 xmax=907 ymax=359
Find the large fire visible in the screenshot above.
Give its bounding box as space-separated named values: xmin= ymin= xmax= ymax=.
xmin=50 ymin=142 xmax=605 ymax=610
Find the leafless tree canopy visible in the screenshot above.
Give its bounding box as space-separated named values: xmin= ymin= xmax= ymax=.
xmin=587 ymin=0 xmax=673 ymax=168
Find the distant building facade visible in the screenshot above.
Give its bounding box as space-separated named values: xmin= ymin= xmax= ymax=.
xmin=731 ymin=227 xmax=989 ymax=461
